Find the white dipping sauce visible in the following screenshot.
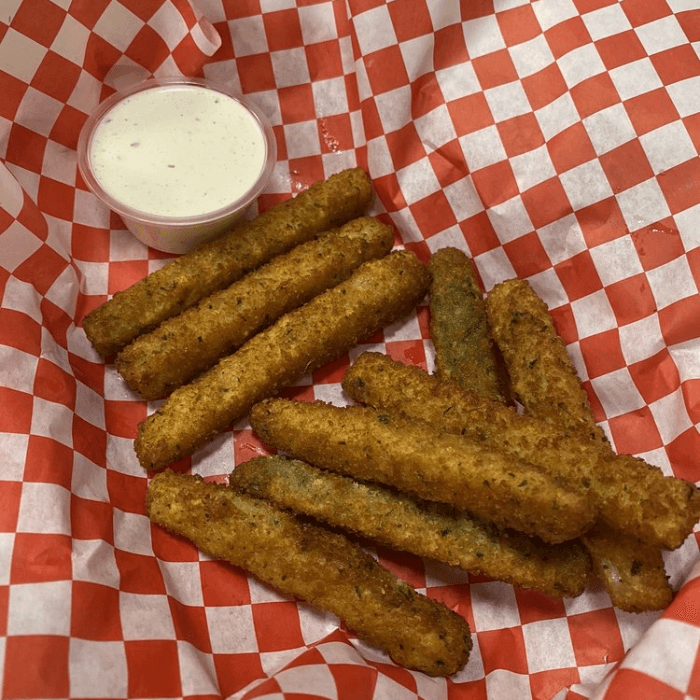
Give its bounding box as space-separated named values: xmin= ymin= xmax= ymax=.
xmin=89 ymin=84 xmax=267 ymax=218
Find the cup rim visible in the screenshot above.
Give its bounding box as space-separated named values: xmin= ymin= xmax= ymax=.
xmin=76 ymin=76 xmax=277 ymax=226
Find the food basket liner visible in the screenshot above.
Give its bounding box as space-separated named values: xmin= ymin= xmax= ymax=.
xmin=1 ymin=0 xmax=699 ymax=698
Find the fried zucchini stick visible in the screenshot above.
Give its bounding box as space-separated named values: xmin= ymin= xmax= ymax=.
xmin=115 ymin=217 xmax=394 ymax=400
xmin=249 ymin=399 xmax=595 ymax=543
xmin=581 ymin=522 xmax=672 ymax=611
xmin=230 ymin=456 xmax=592 ymax=597
xmin=428 ymin=248 xmax=508 ymax=402
xmin=485 ymin=279 xmax=672 ymax=611
xmin=484 ymin=278 xmax=607 ymax=445
xmin=135 ymin=250 xmax=430 ymax=470
xmin=146 ymin=471 xmax=472 ymax=676
xmin=341 ymin=352 xmax=700 ymax=551
xmin=83 ymin=167 xmax=374 ymax=357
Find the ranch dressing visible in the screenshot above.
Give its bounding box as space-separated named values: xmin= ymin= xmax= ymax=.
xmin=89 ymin=83 xmax=267 ymax=218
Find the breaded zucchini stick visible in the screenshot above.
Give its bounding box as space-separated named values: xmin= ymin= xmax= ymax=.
xmin=115 ymin=217 xmax=394 ymax=400
xmin=230 ymin=456 xmax=592 ymax=598
xmin=83 ymin=167 xmax=374 ymax=357
xmin=428 ymin=248 xmax=508 ymax=402
xmin=249 ymin=399 xmax=596 ymax=543
xmin=581 ymin=523 xmax=672 ymax=612
xmin=484 ymin=278 xmax=607 ymax=444
xmin=484 ymin=279 xmax=672 ymax=611
xmin=146 ymin=470 xmax=472 ymax=676
xmin=135 ymin=250 xmax=430 ymax=470
xmin=341 ymin=352 xmax=700 ymax=551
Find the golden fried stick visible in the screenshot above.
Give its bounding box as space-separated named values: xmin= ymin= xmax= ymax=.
xmin=484 ymin=278 xmax=607 ymax=445
xmin=115 ymin=217 xmax=394 ymax=400
xmin=428 ymin=248 xmax=509 ymax=402
xmin=147 ymin=470 xmax=472 ymax=676
xmin=484 ymin=279 xmax=672 ymax=611
xmin=249 ymin=399 xmax=595 ymax=543
xmin=584 ymin=529 xmax=671 ymax=611
xmin=83 ymin=168 xmax=374 ymax=357
xmin=135 ymin=250 xmax=430 ymax=471
xmin=580 ymin=524 xmax=672 ymax=611
xmin=341 ymin=352 xmax=700 ymax=551
xmin=577 ymin=510 xmax=673 ymax=612
xmin=230 ymin=456 xmax=592 ymax=597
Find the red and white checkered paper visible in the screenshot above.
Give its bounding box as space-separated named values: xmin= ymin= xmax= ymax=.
xmin=1 ymin=0 xmax=700 ymax=698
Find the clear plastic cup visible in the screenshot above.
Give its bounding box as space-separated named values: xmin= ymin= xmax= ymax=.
xmin=77 ymin=76 xmax=276 ymax=254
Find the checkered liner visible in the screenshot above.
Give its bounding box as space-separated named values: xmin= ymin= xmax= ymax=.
xmin=1 ymin=0 xmax=699 ymax=698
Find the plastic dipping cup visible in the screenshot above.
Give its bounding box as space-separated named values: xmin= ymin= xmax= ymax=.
xmin=77 ymin=77 xmax=276 ymax=254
